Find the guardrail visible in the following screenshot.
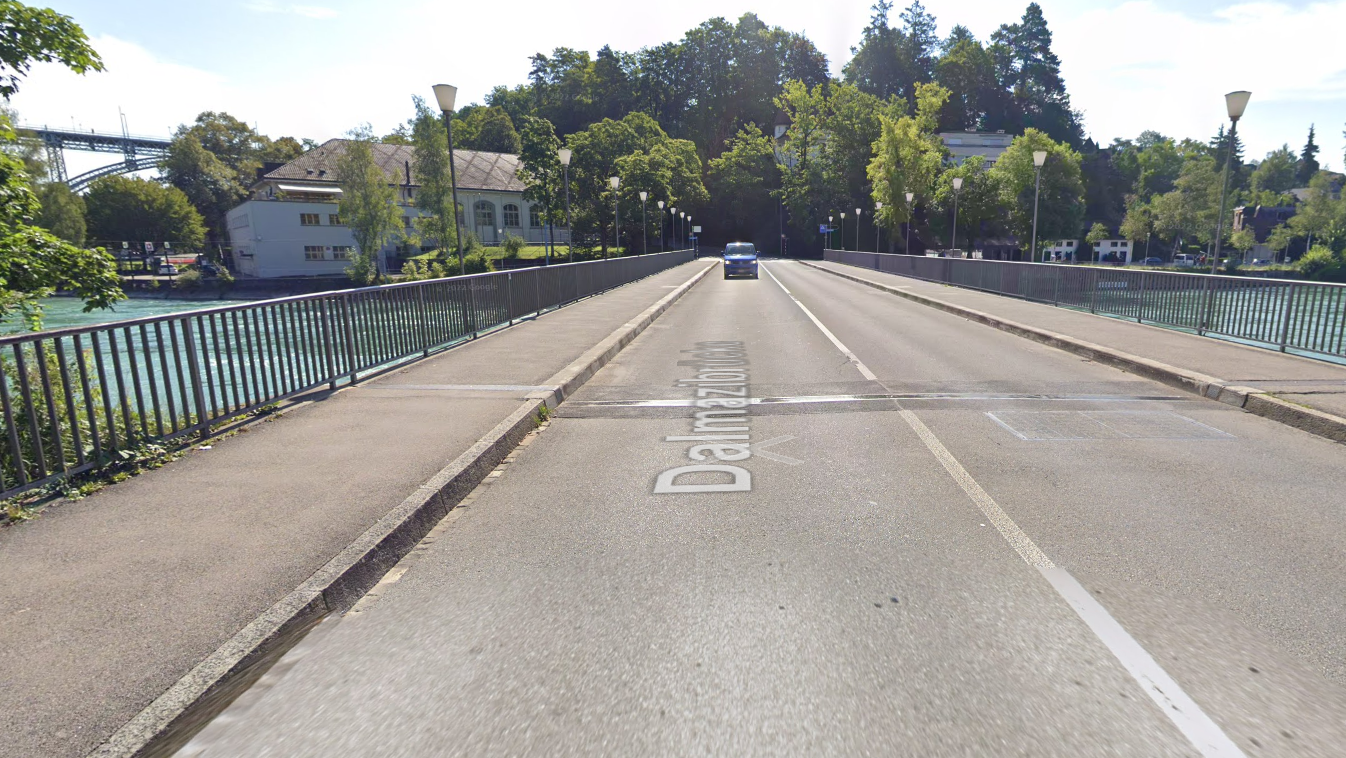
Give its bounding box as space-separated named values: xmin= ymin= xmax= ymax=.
xmin=1 ymin=250 xmax=695 ymax=500
xmin=823 ymin=250 xmax=1346 ymax=361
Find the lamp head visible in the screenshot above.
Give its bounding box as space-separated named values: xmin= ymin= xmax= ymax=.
xmin=558 ymin=148 xmax=571 ymax=166
xmin=657 ymin=200 xmax=664 ymax=209
xmin=609 ymin=176 xmax=620 ymax=189
xmin=1225 ymin=90 xmax=1251 ymax=121
xmin=875 ymin=202 xmax=883 ymax=210
xmin=855 ymin=207 xmax=862 ymax=215
xmin=1033 ymin=150 xmax=1048 ymax=168
xmin=432 ymin=84 xmax=457 ymax=112
xmin=952 ymin=177 xmax=963 ymax=190
xmin=639 ymin=191 xmax=647 ymax=201
xmin=840 ymin=212 xmax=846 ymax=218
xmin=905 ymin=192 xmax=914 ymax=203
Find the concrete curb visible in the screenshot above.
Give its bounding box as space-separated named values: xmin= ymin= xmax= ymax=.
xmin=799 ymin=260 xmax=1346 ymax=445
xmin=90 ymin=260 xmax=718 ymax=758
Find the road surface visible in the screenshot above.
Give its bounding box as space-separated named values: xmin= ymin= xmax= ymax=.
xmin=182 ymin=260 xmax=1346 ymax=757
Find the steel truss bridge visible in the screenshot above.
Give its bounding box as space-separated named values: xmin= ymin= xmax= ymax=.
xmin=18 ymin=125 xmax=172 ymax=192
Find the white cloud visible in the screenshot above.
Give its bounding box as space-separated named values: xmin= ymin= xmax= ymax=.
xmin=1056 ymin=0 xmax=1346 ymax=166
xmin=245 ymin=2 xmax=338 ymax=19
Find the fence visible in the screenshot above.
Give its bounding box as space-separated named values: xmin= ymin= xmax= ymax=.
xmin=824 ymin=250 xmax=1346 ymax=362
xmin=1 ymin=250 xmax=695 ymax=500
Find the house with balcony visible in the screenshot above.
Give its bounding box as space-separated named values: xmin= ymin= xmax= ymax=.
xmin=939 ymin=131 xmax=1014 ymax=166
xmin=226 ymin=139 xmax=562 ymax=278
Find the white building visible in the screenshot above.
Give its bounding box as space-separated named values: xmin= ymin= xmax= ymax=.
xmin=1092 ymin=238 xmax=1133 ymax=264
xmin=1043 ymin=239 xmax=1078 ymax=261
xmin=939 ymin=131 xmax=1014 ymax=166
xmin=226 ymin=139 xmax=561 ymax=278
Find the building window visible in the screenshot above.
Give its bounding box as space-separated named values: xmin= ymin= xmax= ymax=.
xmin=304 ymin=245 xmax=326 ymax=261
xmin=329 ymin=213 xmax=343 ymax=225
xmin=503 ymin=203 xmax=520 ymax=228
xmin=474 ymin=200 xmax=495 ymax=228
xmin=331 ymin=246 xmax=352 ymax=261
xmin=300 ymin=213 xmax=321 ymax=226
xmin=1111 ymin=240 xmax=1119 ymax=247
xmin=403 ymin=215 xmax=413 ymax=229
xmin=529 ymin=205 xmax=543 ymax=228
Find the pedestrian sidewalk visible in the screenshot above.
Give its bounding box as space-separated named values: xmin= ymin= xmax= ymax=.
xmin=805 ymin=259 xmax=1346 ymax=433
xmin=0 ymin=261 xmax=714 ymax=758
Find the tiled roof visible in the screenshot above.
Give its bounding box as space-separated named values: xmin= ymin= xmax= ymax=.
xmin=260 ymin=138 xmax=526 ymax=193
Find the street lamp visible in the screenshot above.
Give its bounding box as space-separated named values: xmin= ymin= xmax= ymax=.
xmin=687 ymin=216 xmax=693 ymax=253
xmin=657 ymin=200 xmax=665 ymax=251
xmin=951 ymin=176 xmax=963 ymax=253
xmin=905 ymin=192 xmax=914 ymax=254
xmin=828 ymin=215 xmax=834 ymax=249
xmin=875 ymin=202 xmax=883 ymax=253
xmin=670 ymin=207 xmax=677 ymax=249
xmin=1030 ymin=150 xmax=1048 ymax=263
xmin=558 ymin=148 xmax=573 ymax=262
xmin=431 ymin=83 xmax=463 ymax=274
xmin=639 ymin=191 xmax=648 ymax=255
xmin=1211 ymin=90 xmax=1251 ymax=274
xmin=840 ymin=211 xmax=846 ymax=251
xmin=679 ymin=211 xmax=685 ymax=249
xmin=609 ymin=175 xmax=620 ymax=259
xmin=855 ymin=208 xmax=862 ymax=252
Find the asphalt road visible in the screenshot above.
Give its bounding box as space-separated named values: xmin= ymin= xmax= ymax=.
xmin=181 ymin=260 xmax=1346 ymax=757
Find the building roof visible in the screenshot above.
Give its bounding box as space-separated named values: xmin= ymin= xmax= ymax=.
xmin=259 ymin=138 xmax=527 ymax=193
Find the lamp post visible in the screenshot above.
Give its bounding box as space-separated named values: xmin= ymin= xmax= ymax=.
xmin=679 ymin=211 xmax=685 ymax=249
xmin=840 ymin=212 xmax=846 ymax=250
xmin=657 ymin=200 xmax=665 ymax=251
xmin=670 ymin=207 xmax=677 ymax=249
xmin=1030 ymin=150 xmax=1047 ymax=263
xmin=855 ymin=208 xmax=862 ymax=252
xmin=951 ymin=176 xmax=963 ymax=253
xmin=431 ymin=84 xmax=463 ymax=273
xmin=558 ymin=148 xmax=573 ymax=263
xmin=904 ymin=192 xmax=914 ymax=253
xmin=828 ymin=215 xmax=834 ymax=249
xmin=639 ymin=191 xmax=648 ymax=254
xmin=875 ymin=202 xmax=883 ymax=253
xmin=609 ymin=176 xmax=620 ymax=259
xmin=687 ymin=216 xmax=693 ymax=254
xmin=1211 ymin=90 xmax=1251 ymax=274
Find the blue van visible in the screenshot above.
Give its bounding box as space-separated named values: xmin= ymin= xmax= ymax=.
xmin=723 ymin=243 xmax=759 ymax=279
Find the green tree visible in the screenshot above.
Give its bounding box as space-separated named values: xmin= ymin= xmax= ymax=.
xmin=35 ymin=180 xmax=85 ymax=245
xmin=0 ymin=125 xmax=119 ymax=327
xmin=1085 ymin=221 xmax=1108 ymax=262
xmin=822 ymin=83 xmax=895 ymax=221
xmin=336 ymin=125 xmax=402 ymax=284
xmin=1250 ymin=145 xmax=1297 ymax=195
xmin=1119 ymin=199 xmax=1155 ymax=257
xmin=775 ymin=80 xmax=830 ymax=237
xmin=261 ymin=136 xmax=304 ymax=163
xmin=1266 ymin=223 xmax=1295 ymax=264
xmin=0 ymin=0 xmax=103 ymax=99
xmin=988 ymin=127 xmax=1084 ymax=256
xmin=161 ymin=132 xmax=243 ymax=243
xmin=1149 ymin=156 xmax=1223 ymax=253
xmin=1289 ymin=172 xmax=1343 ymax=250
xmin=868 ymin=82 xmax=948 ymax=238
xmin=409 ymin=96 xmax=457 ymax=255
xmin=85 ymin=175 xmax=206 ymax=248
xmin=990 ymin=3 xmax=1081 ymax=144
xmin=516 ymin=115 xmax=562 ymax=252
xmin=453 ymin=106 xmax=522 ymax=153
xmin=1297 ymin=125 xmax=1320 ymax=186
xmin=931 ymin=155 xmax=999 ymax=249
xmin=707 ymin=123 xmax=778 ymax=238
xmin=934 ymin=29 xmax=1001 ymax=131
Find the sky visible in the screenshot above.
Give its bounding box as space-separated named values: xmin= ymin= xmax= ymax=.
xmin=10 ymin=0 xmax=1346 ymax=179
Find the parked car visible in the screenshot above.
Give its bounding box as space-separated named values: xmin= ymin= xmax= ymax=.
xmin=198 ymin=261 xmax=224 ymax=278
xmin=1141 ymin=257 xmax=1164 ymax=266
xmin=1251 ymin=258 xmax=1270 ymax=266
xmin=157 ymin=263 xmax=178 ymax=276
xmin=722 ymin=242 xmax=759 ymax=279
xmin=1174 ymin=254 xmax=1197 ymax=268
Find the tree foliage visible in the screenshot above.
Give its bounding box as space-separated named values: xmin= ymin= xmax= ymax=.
xmin=931 ymin=155 xmax=999 ymax=248
xmin=85 ymin=175 xmax=205 ymax=248
xmin=868 ymin=82 xmax=947 ymax=234
xmin=989 ymin=128 xmax=1084 ymax=252
xmin=452 ymin=106 xmax=522 ymax=153
xmin=336 ymin=126 xmax=402 ymax=283
xmin=707 ymin=123 xmax=778 ymax=238
xmin=0 ymin=0 xmax=102 ymax=99
xmin=409 ymin=96 xmax=457 ymax=255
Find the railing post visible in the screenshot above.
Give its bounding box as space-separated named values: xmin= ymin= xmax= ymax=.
xmin=416 ymin=285 xmax=431 ymax=357
xmin=1053 ymin=264 xmax=1062 ymax=306
xmin=320 ymin=299 xmax=339 ymax=391
xmin=1136 ymin=271 xmax=1147 ymax=322
xmin=506 ymin=272 xmax=515 ymax=326
xmin=182 ymin=319 xmax=210 ymax=436
xmin=1198 ymin=276 xmax=1213 ymax=336
xmin=1278 ymin=283 xmax=1298 ymax=352
xmin=468 ymin=277 xmax=479 ymax=339
xmin=1088 ymin=268 xmax=1098 ymax=314
xmin=341 ymin=299 xmax=358 ymax=385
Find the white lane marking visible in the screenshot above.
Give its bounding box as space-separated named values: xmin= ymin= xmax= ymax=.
xmin=373 ymin=384 xmax=552 ymax=392
xmin=760 ymin=264 xmax=877 ymax=381
xmin=762 ymin=261 xmax=1247 ymax=758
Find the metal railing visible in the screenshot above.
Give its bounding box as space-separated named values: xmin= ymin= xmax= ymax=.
xmin=1 ymin=250 xmax=695 ymax=500
xmin=824 ymin=250 xmax=1346 ymax=362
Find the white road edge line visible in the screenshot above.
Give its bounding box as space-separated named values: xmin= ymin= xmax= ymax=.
xmin=761 ymin=261 xmax=1247 ymax=758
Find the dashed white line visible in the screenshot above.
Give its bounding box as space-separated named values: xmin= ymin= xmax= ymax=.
xmin=762 ymin=261 xmax=1247 ymax=758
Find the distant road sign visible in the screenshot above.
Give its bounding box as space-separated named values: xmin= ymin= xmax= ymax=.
xmin=693 ymin=226 xmax=702 ymax=233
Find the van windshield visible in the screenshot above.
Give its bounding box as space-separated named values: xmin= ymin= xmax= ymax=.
xmin=725 ymin=244 xmax=756 ymax=257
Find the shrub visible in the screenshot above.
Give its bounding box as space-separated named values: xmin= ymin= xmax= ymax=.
xmin=1296 ymin=245 xmax=1346 ymax=282
xmin=174 ymin=268 xmax=203 ymax=291
xmin=501 ymin=232 xmax=525 ymax=259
